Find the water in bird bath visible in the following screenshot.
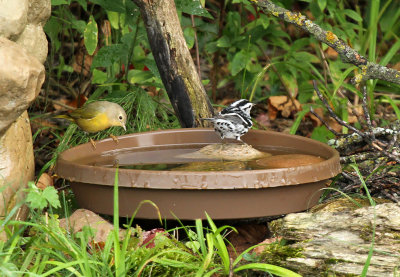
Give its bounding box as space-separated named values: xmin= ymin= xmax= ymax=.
xmin=74 ymin=143 xmax=325 ymax=171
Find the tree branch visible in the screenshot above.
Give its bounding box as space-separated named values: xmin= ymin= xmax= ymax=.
xmin=255 ymin=0 xmax=400 ymax=85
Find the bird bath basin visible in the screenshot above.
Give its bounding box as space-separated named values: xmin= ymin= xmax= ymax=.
xmin=55 ymin=128 xmax=341 ymax=220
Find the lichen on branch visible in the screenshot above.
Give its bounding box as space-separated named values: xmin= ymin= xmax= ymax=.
xmin=254 ymin=0 xmax=400 ymax=86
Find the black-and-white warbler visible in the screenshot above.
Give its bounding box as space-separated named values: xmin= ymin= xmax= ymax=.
xmin=201 ymin=99 xmax=255 ymax=141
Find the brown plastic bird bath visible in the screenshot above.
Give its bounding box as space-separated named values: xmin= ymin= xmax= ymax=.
xmin=55 ymin=128 xmax=341 ymax=220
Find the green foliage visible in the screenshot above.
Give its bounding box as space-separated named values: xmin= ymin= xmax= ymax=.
xmin=25 ymin=182 xmax=61 ymax=210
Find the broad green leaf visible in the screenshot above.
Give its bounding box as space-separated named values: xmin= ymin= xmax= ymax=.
xmin=216 ymin=36 xmax=231 ymax=48
xmin=92 ymin=69 xmax=108 ymax=84
xmin=92 ymin=44 xmax=127 ymax=68
xmin=107 ymin=11 xmax=121 ymax=29
xmin=42 ymin=187 xmax=61 ymax=209
xmin=292 ymin=51 xmax=320 ymax=63
xmin=183 ymin=27 xmax=195 ymax=49
xmin=84 ymin=16 xmax=98 ymax=55
xmin=71 ymin=20 xmax=86 ymax=34
xmin=26 ymin=190 xmax=47 ymax=210
xmin=231 ymin=50 xmax=251 ymax=76
xmin=73 ymin=0 xmax=87 ymax=11
xmin=311 ymin=125 xmax=335 ymax=143
xmin=128 ymin=70 xmax=154 ymax=84
xmin=318 ymin=0 xmax=327 ymax=11
xmin=343 ymin=9 xmax=363 ymax=22
xmin=91 ymin=0 xmax=126 ymax=13
xmin=175 ymin=0 xmax=213 ymax=19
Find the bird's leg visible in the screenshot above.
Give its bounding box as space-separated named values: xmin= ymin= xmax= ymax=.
xmin=90 ymin=138 xmax=97 ymax=150
xmin=110 ymin=134 xmax=119 ymax=144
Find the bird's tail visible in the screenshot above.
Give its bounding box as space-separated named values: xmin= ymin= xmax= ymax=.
xmin=54 ymin=114 xmax=74 ymax=121
xmin=200 ymin=118 xmax=214 ymax=121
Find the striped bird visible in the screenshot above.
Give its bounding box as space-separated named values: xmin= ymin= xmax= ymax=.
xmin=201 ymin=99 xmax=255 ymax=141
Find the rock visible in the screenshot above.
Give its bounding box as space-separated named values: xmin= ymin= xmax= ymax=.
xmin=0 ymin=0 xmax=29 ymax=39
xmin=27 ymin=0 xmax=51 ymax=26
xmin=172 ymin=160 xmax=246 ymax=171
xmin=251 ymin=154 xmax=325 ymax=169
xmin=59 ymin=209 xmax=126 ymax=243
xmin=177 ymin=143 xmax=271 ymax=161
xmin=0 ymin=0 xmax=49 ymax=240
xmin=262 ymin=202 xmax=400 ymax=276
xmin=0 ymin=111 xmax=34 ymax=240
xmin=0 ymin=37 xmax=45 ymax=133
xmin=16 ymin=24 xmax=48 ymax=63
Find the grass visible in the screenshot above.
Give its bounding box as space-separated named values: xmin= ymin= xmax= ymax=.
xmin=0 ymin=169 xmax=301 ymax=276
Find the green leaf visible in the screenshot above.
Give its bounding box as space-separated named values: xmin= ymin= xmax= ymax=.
xmin=318 ymin=0 xmax=327 ymax=11
xmin=107 ymin=11 xmax=121 ymax=29
xmin=42 ymin=187 xmax=61 ymax=209
xmin=73 ymin=0 xmax=87 ymax=11
xmin=311 ymin=125 xmax=335 ymax=143
xmin=91 ymin=0 xmax=126 ymax=13
xmin=175 ymin=0 xmax=213 ymax=19
xmin=343 ymin=9 xmax=363 ymax=22
xmin=92 ymin=44 xmax=127 ymax=68
xmin=92 ymin=69 xmax=108 ymax=84
xmin=84 ymin=16 xmax=98 ymax=55
xmin=216 ymin=36 xmax=231 ymax=48
xmin=183 ymin=27 xmax=195 ymax=49
xmin=26 ymin=191 xmax=47 ymax=210
xmin=231 ymin=50 xmax=251 ymax=76
xmin=128 ymin=70 xmax=154 ymax=84
xmin=234 ymin=263 xmax=301 ymax=277
xmin=52 ymin=0 xmax=70 ymax=5
xmin=292 ymin=51 xmax=319 ymax=63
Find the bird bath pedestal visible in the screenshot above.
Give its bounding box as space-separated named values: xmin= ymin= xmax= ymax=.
xmin=55 ymin=128 xmax=341 ymax=220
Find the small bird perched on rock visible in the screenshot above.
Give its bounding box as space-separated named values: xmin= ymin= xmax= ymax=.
xmin=55 ymin=100 xmax=127 ymax=148
xmin=201 ymin=99 xmax=255 ymax=142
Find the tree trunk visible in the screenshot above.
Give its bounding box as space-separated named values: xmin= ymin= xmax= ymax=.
xmin=132 ymin=0 xmax=214 ymax=127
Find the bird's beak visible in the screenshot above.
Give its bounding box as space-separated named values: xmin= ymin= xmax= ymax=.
xmin=122 ymin=124 xmax=126 ymax=131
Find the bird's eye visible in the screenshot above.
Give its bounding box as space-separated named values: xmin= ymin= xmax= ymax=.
xmin=119 ymin=115 xmax=123 ymax=120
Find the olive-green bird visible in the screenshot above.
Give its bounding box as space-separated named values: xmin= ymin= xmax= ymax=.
xmin=56 ymin=101 xmax=127 ymax=147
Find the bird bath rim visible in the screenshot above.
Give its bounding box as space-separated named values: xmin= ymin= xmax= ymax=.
xmin=55 ymin=128 xmax=341 ymax=190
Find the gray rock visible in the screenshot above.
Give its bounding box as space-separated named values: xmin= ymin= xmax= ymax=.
xmin=0 ymin=37 xmax=45 ymax=133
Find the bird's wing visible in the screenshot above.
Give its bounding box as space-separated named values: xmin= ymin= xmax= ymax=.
xmin=69 ymin=105 xmax=100 ymax=120
xmin=218 ymin=112 xmax=252 ymax=127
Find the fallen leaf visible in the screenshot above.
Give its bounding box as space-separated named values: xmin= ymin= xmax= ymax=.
xmin=308 ymin=107 xmax=324 ymax=126
xmin=36 ymin=173 xmax=54 ymax=190
xmin=140 ymin=228 xmax=167 ymax=248
xmin=268 ymin=96 xmax=301 ymax=119
xmin=325 ymin=47 xmax=338 ymax=60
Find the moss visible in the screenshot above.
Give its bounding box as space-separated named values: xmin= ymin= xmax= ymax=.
xmin=258 ymin=241 xmax=304 ymax=266
xmin=326 ymin=31 xmax=338 ymax=43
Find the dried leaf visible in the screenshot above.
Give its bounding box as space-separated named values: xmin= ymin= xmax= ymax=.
xmin=36 ymin=173 xmax=54 ymax=190
xmin=268 ymin=96 xmax=301 ymax=119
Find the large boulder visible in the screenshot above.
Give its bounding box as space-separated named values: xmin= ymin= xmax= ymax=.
xmin=0 ymin=0 xmax=50 ymax=238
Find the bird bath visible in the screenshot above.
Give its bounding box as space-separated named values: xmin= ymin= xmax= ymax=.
xmin=55 ymin=128 xmax=341 ymax=220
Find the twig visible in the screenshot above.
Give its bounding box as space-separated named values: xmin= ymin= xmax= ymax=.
xmin=361 ymin=84 xmax=375 ymax=140
xmin=255 ymin=0 xmax=400 ymax=85
xmin=309 ymin=106 xmax=341 ymax=136
xmin=313 ymin=80 xmax=367 ymax=138
xmin=191 ymin=15 xmax=201 ymax=79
